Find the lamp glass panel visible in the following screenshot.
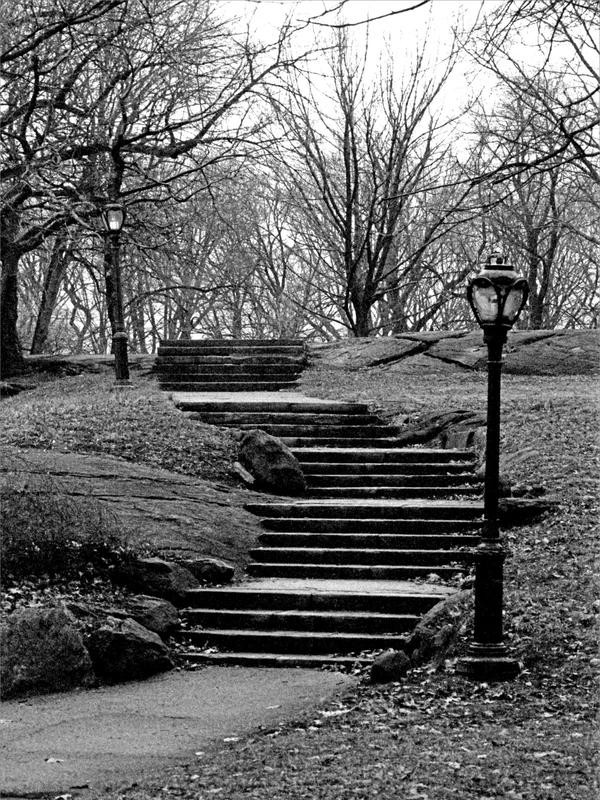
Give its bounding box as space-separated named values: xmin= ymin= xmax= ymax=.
xmin=105 ymin=207 xmax=124 ymax=232
xmin=472 ymin=284 xmax=500 ymax=323
xmin=502 ymin=286 xmax=527 ymax=323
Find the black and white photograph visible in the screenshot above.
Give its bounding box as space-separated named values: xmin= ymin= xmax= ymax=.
xmin=1 ymin=1 xmax=598 ymax=798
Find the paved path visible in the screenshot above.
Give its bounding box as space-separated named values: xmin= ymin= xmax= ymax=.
xmin=0 ymin=667 xmax=354 ymax=797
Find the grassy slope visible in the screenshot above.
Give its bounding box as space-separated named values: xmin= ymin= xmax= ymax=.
xmin=0 ymin=371 xmax=237 ymax=483
xmin=2 ymin=360 xmax=598 ymax=799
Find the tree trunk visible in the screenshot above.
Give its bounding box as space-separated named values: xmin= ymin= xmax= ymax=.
xmin=0 ymin=230 xmax=25 ymax=378
xmin=30 ymin=233 xmax=70 ymax=354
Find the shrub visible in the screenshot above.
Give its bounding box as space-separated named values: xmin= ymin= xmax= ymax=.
xmin=0 ymin=472 xmax=136 ymax=586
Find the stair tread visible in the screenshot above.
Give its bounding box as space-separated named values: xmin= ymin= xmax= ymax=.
xmin=186 ymin=627 xmax=408 ymax=640
xmin=184 ymin=607 xmax=419 ymax=619
xmin=181 ymin=652 xmax=373 ymax=666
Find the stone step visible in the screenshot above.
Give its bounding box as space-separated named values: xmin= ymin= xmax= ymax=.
xmin=160 ymin=338 xmax=305 ymax=347
xmin=307 ymin=486 xmax=479 ymax=499
xmin=283 ymin=437 xmax=448 ymax=447
xmin=247 ymin=500 xmax=483 ymax=520
xmin=184 ymin=586 xmax=443 ymax=614
xmin=183 ymin=608 xmax=419 ymax=633
xmin=160 ymin=381 xmax=299 ymax=391
xmin=180 ymin=652 xmax=372 ymax=668
xmin=307 ymin=473 xmax=476 ymax=488
xmin=182 ymin=628 xmax=409 ymax=654
xmin=258 ymin=532 xmax=481 ymax=548
xmin=158 ymin=345 xmax=305 ymax=357
xmin=291 ymin=448 xmax=476 ymax=463
xmin=192 ymin=412 xmax=381 ymax=426
xmin=166 ymin=372 xmax=299 ymax=383
xmin=233 ymin=424 xmax=403 ymax=438
xmin=247 ymin=563 xmax=463 ymax=580
xmin=175 ymin=400 xmax=370 ymax=414
xmin=249 ymin=547 xmax=474 ymax=566
xmin=259 ymin=517 xmax=481 ymax=533
xmin=157 ymin=360 xmax=302 ymax=371
xmin=301 ymin=461 xmax=475 ymax=475
xmin=157 ymin=355 xmax=307 ymax=366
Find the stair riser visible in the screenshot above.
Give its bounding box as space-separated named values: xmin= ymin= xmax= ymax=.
xmin=182 ymin=653 xmax=371 ymax=668
xmin=301 ymin=462 xmax=476 ymax=475
xmin=247 ymin=564 xmax=463 ymax=580
xmin=231 ymin=426 xmax=403 ymax=438
xmin=258 ymin=533 xmax=480 ymax=548
xmin=248 ymin=504 xmax=482 ymax=520
xmin=159 ymin=370 xmax=301 ymax=380
xmin=157 ymin=356 xmax=307 ymax=366
xmin=193 ymin=413 xmax=381 ymax=426
xmin=161 ymin=382 xmax=299 ymax=391
xmin=160 ymin=338 xmax=305 ymax=347
xmin=184 ymin=590 xmax=442 ymax=614
xmin=260 ymin=518 xmax=481 ymax=533
xmin=292 ymin=450 xmax=476 ymax=463
xmin=307 ymin=475 xmax=475 ymax=488
xmin=182 ymin=630 xmax=409 ymax=654
xmin=182 ymin=610 xmax=418 ymax=633
xmin=158 ymin=346 xmax=305 ymax=357
xmin=307 ymin=487 xmax=479 ymax=499
xmin=250 ymin=548 xmax=474 ymax=566
xmin=175 ymin=401 xmax=370 ymax=414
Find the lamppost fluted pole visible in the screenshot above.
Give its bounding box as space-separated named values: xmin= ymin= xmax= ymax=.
xmin=457 ymin=253 xmax=528 ymax=681
xmin=101 ymin=203 xmax=130 ymax=386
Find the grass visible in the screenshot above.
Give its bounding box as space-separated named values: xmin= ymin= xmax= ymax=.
xmin=1 ymin=355 xmax=598 ymax=799
xmin=0 ymin=370 xmax=237 ymax=483
xmin=0 ymin=469 xmax=136 ymax=585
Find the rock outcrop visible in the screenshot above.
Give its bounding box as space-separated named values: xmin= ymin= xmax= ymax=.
xmin=85 ymin=616 xmax=173 ymax=682
xmin=0 ymin=605 xmax=95 ymax=699
xmin=239 ymin=430 xmax=306 ymax=495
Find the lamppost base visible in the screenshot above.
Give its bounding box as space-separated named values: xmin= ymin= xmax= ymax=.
xmin=456 ymin=644 xmax=520 ymax=682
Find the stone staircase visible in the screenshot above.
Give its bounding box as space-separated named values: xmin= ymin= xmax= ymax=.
xmin=156 ymin=338 xmax=306 ymax=391
xmin=158 ymin=340 xmax=482 ymax=667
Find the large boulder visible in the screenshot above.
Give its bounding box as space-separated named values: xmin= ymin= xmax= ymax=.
xmin=85 ymin=616 xmax=173 ymax=682
xmin=115 ymin=557 xmax=200 ymax=606
xmin=122 ymin=595 xmax=180 ymax=639
xmin=239 ymin=430 xmax=306 ymax=495
xmin=370 ymin=649 xmax=411 ymax=683
xmin=406 ymin=590 xmax=473 ymax=668
xmin=0 ymin=605 xmax=95 ymax=699
xmin=178 ymin=557 xmax=234 ymax=585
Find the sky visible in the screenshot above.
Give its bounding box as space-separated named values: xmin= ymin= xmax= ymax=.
xmin=219 ymin=1 xmax=509 ymax=113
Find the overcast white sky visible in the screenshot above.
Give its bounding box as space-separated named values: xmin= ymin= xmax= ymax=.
xmin=220 ymin=1 xmax=509 ymax=111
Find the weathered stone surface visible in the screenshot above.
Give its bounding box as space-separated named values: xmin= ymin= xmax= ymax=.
xmin=239 ymin=430 xmax=306 ymax=495
xmin=115 ymin=557 xmax=200 ymax=606
xmin=178 ymin=557 xmax=235 ymax=585
xmin=66 ymin=595 xmax=180 ymax=639
xmin=123 ymin=595 xmax=180 ymax=638
xmin=0 ymin=606 xmax=95 ymax=699
xmin=312 ymin=337 xmax=426 ymax=369
xmin=370 ymin=649 xmax=411 ymax=683
xmin=387 ymin=409 xmax=485 ymax=449
xmin=498 ymin=496 xmax=559 ymax=527
xmin=407 ymin=590 xmax=473 ymax=668
xmin=0 ymin=447 xmax=263 ymax=569
xmin=308 ymin=330 xmax=599 ymax=376
xmin=85 ymin=616 xmax=173 ymax=682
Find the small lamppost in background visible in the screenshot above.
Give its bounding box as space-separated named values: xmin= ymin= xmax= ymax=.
xmin=101 ymin=202 xmax=130 ymax=385
xmin=457 ymin=253 xmax=529 ymax=681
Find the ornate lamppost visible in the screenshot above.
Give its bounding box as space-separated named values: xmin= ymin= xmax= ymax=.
xmin=457 ymin=253 xmax=529 ymax=681
xmin=101 ymin=202 xmax=130 ymax=385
